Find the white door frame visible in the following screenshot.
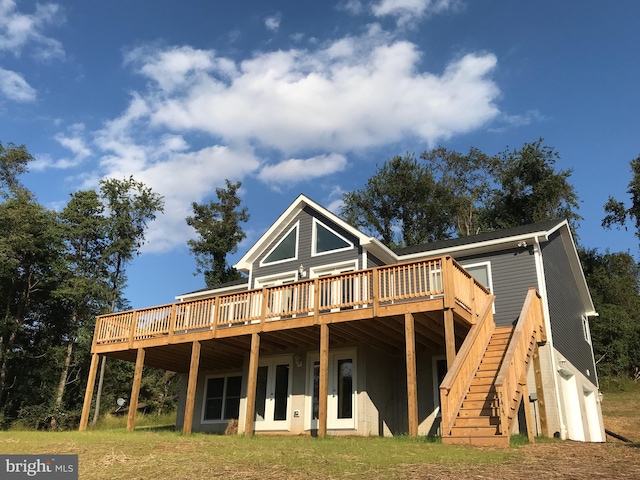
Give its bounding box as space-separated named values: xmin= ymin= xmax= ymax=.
xmin=254 ymin=354 xmax=293 ymax=431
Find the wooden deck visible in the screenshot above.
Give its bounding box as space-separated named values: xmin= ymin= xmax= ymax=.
xmin=80 ymin=255 xmax=547 ymax=445
xmin=90 ymin=256 xmax=489 ymax=371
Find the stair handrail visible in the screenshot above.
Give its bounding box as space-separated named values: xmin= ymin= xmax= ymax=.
xmin=439 ymin=295 xmax=496 ymax=436
xmin=494 ymin=288 xmax=546 ymax=437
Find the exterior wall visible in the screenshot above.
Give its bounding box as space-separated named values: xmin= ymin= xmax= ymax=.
xmin=541 ymin=230 xmax=598 ymax=387
xmin=251 ymin=207 xmax=363 ymax=287
xmin=453 ymin=247 xmax=538 ymax=327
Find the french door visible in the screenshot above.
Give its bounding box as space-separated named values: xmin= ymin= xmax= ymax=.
xmin=307 ymin=349 xmax=356 ymax=430
xmin=254 ymin=355 xmax=292 ymax=431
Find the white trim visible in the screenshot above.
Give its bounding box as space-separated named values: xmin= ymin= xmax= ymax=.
xmin=201 ymin=372 xmax=243 ymax=424
xmin=254 ymin=271 xmax=299 ymax=288
xmin=259 ymin=221 xmax=300 ymax=267
xmin=176 ymin=282 xmax=248 ymax=302
xmin=311 ymin=218 xmax=354 ymax=257
xmin=305 ymin=347 xmax=357 ymax=431
xmin=254 ymin=354 xmax=293 ymax=431
xmin=533 ymin=235 xmax=567 ymax=440
xmin=431 ymin=355 xmax=446 ymax=416
xmin=309 ymin=260 xmax=359 ymax=278
xmin=460 ymin=260 xmax=495 ymax=313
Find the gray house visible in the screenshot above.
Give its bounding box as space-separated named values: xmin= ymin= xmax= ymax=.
xmin=80 ymin=194 xmax=604 ymax=446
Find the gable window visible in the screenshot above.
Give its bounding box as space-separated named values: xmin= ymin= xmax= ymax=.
xmin=312 ymin=219 xmax=353 ymax=256
xmin=261 ymin=223 xmax=299 ymax=266
xmin=202 ymin=374 xmax=242 ymax=422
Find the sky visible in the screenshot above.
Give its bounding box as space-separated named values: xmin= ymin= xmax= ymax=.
xmin=1 ymin=0 xmax=639 ymax=309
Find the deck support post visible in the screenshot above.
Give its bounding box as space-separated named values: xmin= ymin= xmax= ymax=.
xmin=405 ymin=313 xmax=418 ymax=437
xmin=244 ymin=332 xmax=260 ymax=435
xmin=127 ymin=348 xmax=145 ymax=431
xmin=532 ymin=343 xmax=549 ymax=436
xmin=444 ymin=309 xmax=456 ymax=369
xmin=183 ymin=341 xmax=201 ymax=435
xmin=318 ymin=323 xmax=329 ymax=437
xmin=521 ymin=380 xmax=535 ymax=443
xmin=79 ymin=353 xmax=100 ymax=431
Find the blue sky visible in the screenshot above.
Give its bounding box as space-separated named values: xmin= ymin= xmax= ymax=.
xmin=1 ymin=0 xmax=639 ymax=309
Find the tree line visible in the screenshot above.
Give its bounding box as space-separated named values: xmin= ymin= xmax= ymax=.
xmin=1 ymin=137 xmax=638 ymax=430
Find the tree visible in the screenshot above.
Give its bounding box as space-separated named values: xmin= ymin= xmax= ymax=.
xmin=0 ymin=142 xmax=32 ymax=197
xmin=580 ymin=249 xmax=640 ymax=377
xmin=488 ymin=139 xmax=581 ymax=231
xmin=420 ymin=146 xmax=495 ymax=237
xmin=341 ymin=155 xmax=454 ymax=248
xmin=92 ymin=177 xmax=164 ymax=424
xmin=602 ymin=155 xmax=640 ymax=251
xmin=53 ymin=190 xmax=110 ymax=408
xmin=186 ymin=180 xmax=249 ymax=288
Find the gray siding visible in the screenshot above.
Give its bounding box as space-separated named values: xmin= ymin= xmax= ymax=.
xmin=541 ymin=231 xmax=597 ymax=386
xmin=251 ymin=206 xmax=363 ymax=287
xmin=454 ymin=247 xmax=538 ymax=327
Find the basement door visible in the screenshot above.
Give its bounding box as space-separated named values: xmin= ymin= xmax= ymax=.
xmin=254 ymin=355 xmax=292 ymax=431
xmin=306 ymin=349 xmax=356 ymax=430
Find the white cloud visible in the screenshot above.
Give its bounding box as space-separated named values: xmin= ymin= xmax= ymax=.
xmin=0 ymin=67 xmax=35 ymax=101
xmin=258 ymin=153 xmax=347 ymax=186
xmin=339 ymin=0 xmax=365 ymax=15
xmin=75 ymin=27 xmax=500 ymax=253
xmin=264 ymin=13 xmax=282 ymax=32
xmin=134 ymin=35 xmax=498 ymax=153
xmin=372 ymin=0 xmax=461 ymax=26
xmin=0 ymin=0 xmax=65 ymax=59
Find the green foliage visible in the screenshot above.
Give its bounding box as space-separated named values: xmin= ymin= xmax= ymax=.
xmin=487 ymin=139 xmax=581 ymax=232
xmin=186 ymin=180 xmax=249 ymax=288
xmin=342 ymin=140 xmax=581 ymax=248
xmin=603 ymin=155 xmax=640 ymax=250
xmin=580 ymin=249 xmax=640 ymax=377
xmin=0 ymin=141 xmax=32 ymax=196
xmin=341 ymin=155 xmax=454 ymax=248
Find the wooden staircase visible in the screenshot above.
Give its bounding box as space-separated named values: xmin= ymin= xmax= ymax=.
xmin=444 ymin=326 xmax=513 ymax=447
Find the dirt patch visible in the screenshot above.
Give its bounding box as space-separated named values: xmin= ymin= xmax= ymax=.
xmin=396 ymin=442 xmax=640 ymax=480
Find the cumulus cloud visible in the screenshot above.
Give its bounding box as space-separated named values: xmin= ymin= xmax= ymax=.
xmin=258 ymin=154 xmax=347 ymax=186
xmin=0 ymin=0 xmax=65 ymax=59
xmin=264 ymin=13 xmax=282 ymax=32
xmin=0 ymin=67 xmax=35 ymax=101
xmin=64 ymin=26 xmax=500 ymax=253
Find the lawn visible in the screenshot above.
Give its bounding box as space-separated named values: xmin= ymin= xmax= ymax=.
xmin=1 ymin=379 xmax=639 ymax=479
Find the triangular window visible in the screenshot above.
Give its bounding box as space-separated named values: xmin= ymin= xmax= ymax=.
xmin=262 ymin=223 xmax=298 ymax=265
xmin=313 ymin=219 xmax=353 ymax=256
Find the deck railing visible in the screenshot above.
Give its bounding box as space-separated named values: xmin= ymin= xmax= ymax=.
xmin=439 ymin=295 xmax=496 ymax=435
xmin=494 ymin=288 xmax=546 ymax=438
xmin=94 ymin=256 xmax=487 ymax=347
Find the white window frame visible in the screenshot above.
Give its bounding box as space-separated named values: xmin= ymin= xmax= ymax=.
xmin=431 ymin=355 xmax=447 ymax=417
xmin=305 ymin=348 xmax=357 ymax=430
xmin=461 ymin=260 xmax=495 ymax=312
xmin=260 ymin=221 xmax=299 ymax=267
xmin=254 ymin=354 xmax=293 ymax=431
xmin=201 ymin=373 xmax=243 ymax=424
xmin=582 ymin=315 xmax=592 ymax=345
xmin=311 ymin=218 xmax=354 ymax=257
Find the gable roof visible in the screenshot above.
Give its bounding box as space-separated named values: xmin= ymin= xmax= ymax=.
xmin=233 ymin=194 xmax=396 ymax=272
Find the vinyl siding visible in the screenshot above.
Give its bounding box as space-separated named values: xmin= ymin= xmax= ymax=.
xmin=541 ymin=231 xmax=598 ymax=386
xmin=454 ymin=247 xmax=539 ymax=327
xmin=251 ymin=206 xmax=363 ymax=287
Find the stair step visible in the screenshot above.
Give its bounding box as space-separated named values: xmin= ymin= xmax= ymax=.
xmin=449 ymin=425 xmax=500 ymax=437
xmin=454 ymin=416 xmax=500 ymax=427
xmin=442 ymin=435 xmax=509 ymax=447
xmin=461 ymin=399 xmax=499 ymax=410
xmin=464 ymin=391 xmax=497 ymax=402
xmin=468 ymin=384 xmax=495 ymax=393
xmin=458 ymin=406 xmax=499 ymax=417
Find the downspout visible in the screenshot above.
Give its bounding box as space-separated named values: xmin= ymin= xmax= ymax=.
xmin=533 ymin=235 xmax=568 ymax=440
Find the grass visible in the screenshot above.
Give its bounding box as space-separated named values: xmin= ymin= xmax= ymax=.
xmin=600 ymin=376 xmax=640 ymax=443
xmin=0 ymin=431 xmax=516 ymax=479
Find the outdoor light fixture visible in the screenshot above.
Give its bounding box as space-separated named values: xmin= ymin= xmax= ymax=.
xmin=299 ymin=265 xmax=307 ymax=278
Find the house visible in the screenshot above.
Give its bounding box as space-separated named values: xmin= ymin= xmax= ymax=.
xmin=79 ymin=194 xmax=604 ymax=446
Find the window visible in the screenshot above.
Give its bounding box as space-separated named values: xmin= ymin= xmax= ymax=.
xmin=261 ymin=223 xmax=299 ymax=265
xmin=203 ymin=375 xmax=242 ymax=421
xmin=312 ymin=219 xmax=353 ymax=256
xmin=463 ymin=262 xmax=493 ymax=292
xmin=582 ymin=315 xmax=592 ymax=344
